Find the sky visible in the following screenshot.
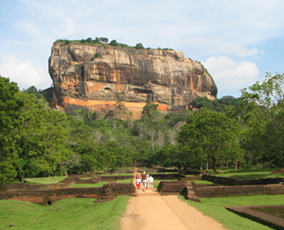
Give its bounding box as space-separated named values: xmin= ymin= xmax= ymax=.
xmin=1 ymin=0 xmax=284 ymax=98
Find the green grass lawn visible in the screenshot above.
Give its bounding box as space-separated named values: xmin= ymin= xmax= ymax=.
xmin=152 ymin=179 xmax=213 ymax=188
xmin=209 ymin=168 xmax=284 ymax=180
xmin=100 ymin=173 xmax=133 ymax=176
xmin=79 ymin=177 xmax=93 ymax=180
xmin=182 ymin=194 xmax=284 ymax=230
xmin=192 ymin=180 xmax=213 ymax=185
xmin=24 ymin=176 xmax=67 ymax=184
xmin=69 ymin=183 xmax=108 ymax=188
xmin=0 ymin=196 xmax=131 ymax=230
xmin=69 ymin=179 xmax=132 ymax=188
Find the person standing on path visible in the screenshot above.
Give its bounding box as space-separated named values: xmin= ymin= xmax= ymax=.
xmin=141 ymin=171 xmax=147 ymax=191
xmin=146 ymin=174 xmax=150 ymax=188
xmin=136 ymin=177 xmax=141 ymax=189
xmin=148 ymin=175 xmax=154 ymax=188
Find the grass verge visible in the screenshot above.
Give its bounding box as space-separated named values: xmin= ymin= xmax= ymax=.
xmin=0 ymin=196 xmax=131 ymax=230
xmin=69 ymin=179 xmax=132 ymax=188
xmin=209 ymin=168 xmax=284 ymax=180
xmin=181 ymin=194 xmax=284 ymax=230
xmin=24 ymin=176 xmax=66 ymax=184
xmin=192 ymin=180 xmax=213 ymax=185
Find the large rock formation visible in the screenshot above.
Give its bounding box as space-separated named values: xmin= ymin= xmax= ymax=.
xmin=49 ymin=42 xmax=217 ymax=118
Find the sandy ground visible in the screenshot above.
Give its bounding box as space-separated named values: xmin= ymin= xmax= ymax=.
xmin=121 ymin=169 xmax=227 ymax=230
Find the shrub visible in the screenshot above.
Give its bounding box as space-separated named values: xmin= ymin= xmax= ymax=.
xmin=110 ymin=40 xmax=118 ymax=46
xmin=135 ymin=43 xmax=144 ymax=49
xmin=100 ymin=37 xmax=109 ymax=43
xmin=90 ymin=53 xmax=102 ymax=61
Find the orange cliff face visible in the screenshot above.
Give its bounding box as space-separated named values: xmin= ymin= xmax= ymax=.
xmin=49 ymin=42 xmax=217 ymax=119
xmin=63 ymin=97 xmax=168 ymax=119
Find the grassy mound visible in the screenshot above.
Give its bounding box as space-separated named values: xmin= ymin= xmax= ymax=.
xmin=0 ymin=196 xmax=130 ymax=230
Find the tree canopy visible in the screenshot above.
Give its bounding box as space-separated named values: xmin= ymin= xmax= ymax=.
xmin=178 ymin=110 xmax=242 ymax=171
xmin=1 ymin=72 xmax=284 ymax=184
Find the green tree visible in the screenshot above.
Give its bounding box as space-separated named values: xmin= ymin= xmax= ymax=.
xmin=142 ymin=103 xmax=159 ymax=119
xmin=178 ymin=110 xmax=242 ymax=171
xmin=190 ymin=96 xmax=240 ymax=112
xmin=135 ymin=43 xmax=144 ymax=49
xmin=100 ymin=37 xmax=109 ymax=43
xmin=14 ymin=94 xmax=71 ymax=179
xmin=190 ymin=96 xmax=214 ymax=110
xmin=0 ymin=77 xmax=23 ymax=183
xmin=110 ymin=40 xmax=118 ymax=46
xmin=0 ymin=161 xmax=17 ymax=184
xmin=67 ymin=116 xmax=100 ymax=173
xmin=240 ymin=73 xmax=284 ymax=167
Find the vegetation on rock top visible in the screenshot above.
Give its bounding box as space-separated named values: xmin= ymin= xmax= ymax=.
xmin=54 ymin=37 xmax=174 ymax=51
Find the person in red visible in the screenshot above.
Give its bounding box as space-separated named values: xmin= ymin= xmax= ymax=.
xmin=141 ymin=171 xmax=147 ymax=191
xmin=136 ymin=175 xmax=141 ymax=189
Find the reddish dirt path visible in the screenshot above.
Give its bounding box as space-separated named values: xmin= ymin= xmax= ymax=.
xmin=121 ymin=168 xmax=227 ymax=230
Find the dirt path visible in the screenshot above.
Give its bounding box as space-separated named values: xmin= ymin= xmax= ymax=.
xmin=121 ymin=168 xmax=227 ymax=230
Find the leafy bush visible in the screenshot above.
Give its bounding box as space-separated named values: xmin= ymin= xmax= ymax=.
xmin=135 ymin=43 xmax=144 ymax=49
xmin=90 ymin=53 xmax=102 ymax=61
xmin=110 ymin=40 xmax=118 ymax=46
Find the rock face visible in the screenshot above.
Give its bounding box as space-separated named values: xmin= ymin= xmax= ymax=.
xmin=49 ymin=42 xmax=217 ymax=118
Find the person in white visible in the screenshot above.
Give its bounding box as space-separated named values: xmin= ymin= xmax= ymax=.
xmin=148 ymin=175 xmax=154 ymax=189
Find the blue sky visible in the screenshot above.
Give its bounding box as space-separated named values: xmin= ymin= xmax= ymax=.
xmin=1 ymin=0 xmax=284 ymax=98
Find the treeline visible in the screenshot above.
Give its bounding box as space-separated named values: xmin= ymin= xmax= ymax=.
xmin=156 ymin=73 xmax=284 ymax=171
xmin=1 ymin=73 xmax=284 ymax=184
xmin=55 ymin=37 xmax=173 ymax=51
xmin=0 ymin=76 xmax=191 ymax=184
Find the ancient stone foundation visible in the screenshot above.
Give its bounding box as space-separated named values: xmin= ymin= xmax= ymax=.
xmin=226 ymin=205 xmax=284 ymax=230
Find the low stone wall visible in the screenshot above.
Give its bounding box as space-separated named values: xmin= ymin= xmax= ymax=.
xmin=1 ymin=183 xmax=66 ymax=191
xmin=151 ymin=174 xmax=185 ymax=180
xmin=103 ymin=169 xmax=134 ymax=174
xmin=0 ymin=183 xmax=136 ymax=205
xmin=0 ymin=187 xmax=102 ymax=203
xmin=95 ymin=183 xmax=136 ymax=202
xmin=184 ymin=175 xmax=202 ymax=180
xmin=0 ymin=171 xmax=137 ymax=205
xmin=195 ymin=184 xmax=284 ymax=198
xmin=181 ymin=183 xmax=201 ymax=203
xmin=1 ymin=175 xmax=133 ymax=192
xmin=179 ymin=169 xmax=204 ymax=175
xmin=157 ymin=181 xmax=189 ymax=195
xmin=202 ymin=174 xmax=284 ymax=186
xmin=226 ymin=205 xmax=284 ymax=230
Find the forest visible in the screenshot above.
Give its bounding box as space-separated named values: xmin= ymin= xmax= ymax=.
xmin=1 ymin=73 xmax=284 ymax=184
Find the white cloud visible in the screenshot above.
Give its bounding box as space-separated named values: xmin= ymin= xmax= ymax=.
xmin=183 ymin=38 xmax=262 ymax=58
xmin=217 ymin=43 xmax=261 ymax=58
xmin=1 ymin=0 xmax=284 ymax=95
xmin=0 ymin=57 xmax=52 ymax=90
xmin=203 ymin=56 xmax=260 ymax=97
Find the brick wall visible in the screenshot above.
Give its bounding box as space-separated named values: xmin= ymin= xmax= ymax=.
xmin=202 ymin=175 xmax=284 ymax=186
xmin=195 ymin=184 xmax=284 ymax=198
